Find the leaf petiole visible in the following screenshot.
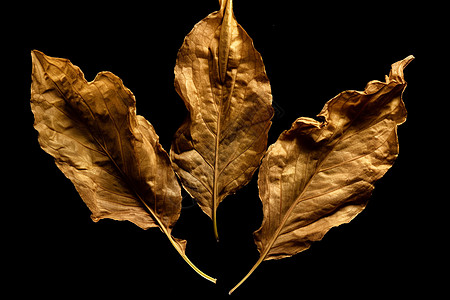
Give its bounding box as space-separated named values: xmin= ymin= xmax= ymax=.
xmin=228 ymin=256 xmax=264 ymax=294
xmin=167 ymin=234 xmax=217 ymax=284
xmin=139 ymin=193 xmax=217 ymax=284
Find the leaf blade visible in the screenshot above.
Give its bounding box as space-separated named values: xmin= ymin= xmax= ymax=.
xmin=170 ymin=0 xmax=274 ymax=239
xmin=229 ymin=55 xmax=413 ymax=293
xmin=256 ymin=57 xmax=413 ymax=260
xmin=31 ymin=51 xmax=156 ymax=229
xmin=31 ymin=50 xmax=216 ymax=283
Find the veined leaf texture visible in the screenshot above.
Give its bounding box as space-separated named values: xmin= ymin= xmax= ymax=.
xmin=30 ymin=0 xmax=413 ymax=294
xmin=229 ymin=55 xmax=413 ymax=294
xmin=30 ymin=50 xmax=216 ymax=283
xmin=170 ymin=0 xmax=274 ymax=241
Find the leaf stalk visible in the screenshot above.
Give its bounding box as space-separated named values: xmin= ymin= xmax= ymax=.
xmin=167 ymin=234 xmax=217 ymax=284
xmin=228 ymin=255 xmax=264 ymax=294
xmin=139 ymin=195 xmax=217 ymax=283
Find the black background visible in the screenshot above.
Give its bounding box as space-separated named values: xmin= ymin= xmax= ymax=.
xmin=8 ymin=0 xmax=445 ymax=298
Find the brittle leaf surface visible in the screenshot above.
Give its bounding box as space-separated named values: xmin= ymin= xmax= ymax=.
xmin=31 ymin=50 xmax=216 ymax=283
xmin=230 ymin=56 xmax=414 ymax=294
xmin=171 ymin=0 xmax=274 ymax=240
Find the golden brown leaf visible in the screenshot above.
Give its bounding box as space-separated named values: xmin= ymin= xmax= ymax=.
xmin=229 ymin=55 xmax=414 ymax=293
xmin=30 ymin=50 xmax=216 ymax=283
xmin=170 ymin=0 xmax=274 ymax=240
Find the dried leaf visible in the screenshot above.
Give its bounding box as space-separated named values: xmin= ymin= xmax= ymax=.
xmin=30 ymin=50 xmax=216 ymax=283
xmin=229 ymin=55 xmax=414 ymax=293
xmin=170 ymin=0 xmax=274 ymax=240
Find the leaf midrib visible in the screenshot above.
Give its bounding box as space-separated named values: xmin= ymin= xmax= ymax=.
xmin=39 ymin=55 xmax=167 ymax=232
xmin=259 ymin=82 xmax=399 ymax=261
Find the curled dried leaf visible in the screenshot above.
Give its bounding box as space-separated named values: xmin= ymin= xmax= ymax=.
xmin=170 ymin=0 xmax=274 ymax=240
xmin=30 ymin=50 xmax=216 ymax=283
xmin=229 ymin=56 xmax=414 ymax=294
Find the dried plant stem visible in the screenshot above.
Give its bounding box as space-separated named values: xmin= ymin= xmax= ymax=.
xmin=139 ymin=195 xmax=217 ymax=284
xmin=213 ymin=101 xmax=221 ymax=242
xmin=213 ymin=204 xmax=220 ymax=242
xmin=167 ymin=233 xmax=217 ymax=284
xmin=228 ymin=256 xmax=264 ymax=294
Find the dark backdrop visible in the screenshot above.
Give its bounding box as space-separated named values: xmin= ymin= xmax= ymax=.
xmin=9 ymin=0 xmax=443 ymax=298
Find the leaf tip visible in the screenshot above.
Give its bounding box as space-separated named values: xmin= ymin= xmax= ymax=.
xmin=31 ymin=49 xmax=44 ymax=62
xmin=405 ymin=54 xmax=415 ymax=62
xmin=399 ymin=54 xmax=415 ymax=71
xmin=31 ymin=50 xmax=40 ymax=66
xmin=219 ymin=0 xmax=232 ymax=11
xmin=218 ymin=0 xmax=234 ymax=83
xmin=31 ymin=50 xmax=50 ymax=77
xmin=388 ymin=55 xmax=414 ymax=83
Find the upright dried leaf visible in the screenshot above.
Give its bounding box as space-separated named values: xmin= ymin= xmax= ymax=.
xmin=30 ymin=50 xmax=216 ymax=283
xmin=230 ymin=56 xmax=413 ymax=293
xmin=170 ymin=0 xmax=274 ymax=240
